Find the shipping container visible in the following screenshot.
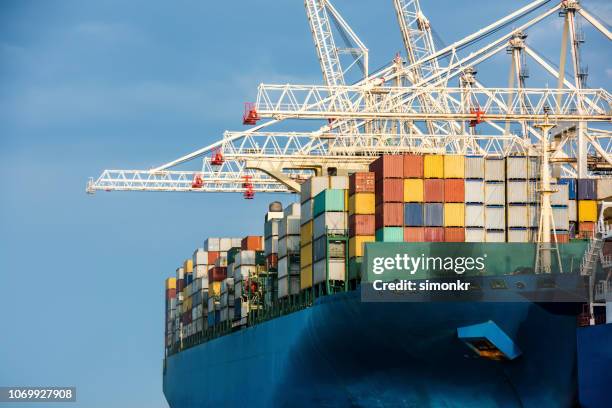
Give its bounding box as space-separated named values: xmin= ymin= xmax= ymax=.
xmin=313 ymin=258 xmax=346 ymax=283
xmin=404 ymin=203 xmax=424 ymax=227
xmin=486 ymin=230 xmax=506 ymax=242
xmin=465 ymin=227 xmax=485 ymax=242
xmin=444 ymin=227 xmax=465 ymax=242
xmin=577 ymin=179 xmax=596 ymax=200
xmin=444 ymin=179 xmax=465 ymax=203
xmin=424 ymin=227 xmax=444 ymax=242
xmin=279 ymin=216 xmax=301 ymax=237
xmin=508 ymin=205 xmax=528 ymax=228
xmin=551 ymin=183 xmax=569 ymax=206
xmin=528 ymin=181 xmax=539 ymax=204
xmin=465 ymin=180 xmax=485 ymax=203
xmin=278 ymin=235 xmax=300 ymax=258
xmin=234 ymin=265 xmax=257 ymax=281
xmin=444 ymin=203 xmax=465 ymax=227
xmin=264 ymin=236 xmax=278 ymax=256
xmin=349 ymin=172 xmax=375 ymax=195
xmin=484 ymin=158 xmax=505 ymax=181
xmin=235 ymin=250 xmax=256 ymax=266
xmin=485 ymin=182 xmax=505 ymax=206
xmin=301 ymin=199 xmax=313 ymax=224
xmin=278 ymin=275 xmax=300 ymax=298
xmin=166 ymin=277 xmax=177 ymax=290
xmin=507 ymin=180 xmax=529 ymax=203
xmin=558 ymin=178 xmax=577 ymax=200
xmin=194 ymin=265 xmax=208 ymax=280
xmin=465 ymin=204 xmax=484 ymax=227
xmin=375 ymin=178 xmax=404 ymax=203
xmin=578 ymin=200 xmax=598 ymax=222
xmin=375 ymin=203 xmax=404 ymax=227
xmin=552 ymin=206 xmax=569 ymax=231
xmin=266 ymin=254 xmax=278 ymax=271
xmin=424 ymin=203 xmax=444 ymax=227
xmin=183 ymin=259 xmax=193 ymax=273
xmin=313 ymin=237 xmax=346 ymax=262
xmin=300 ymin=221 xmax=313 ymax=246
xmin=596 ymin=178 xmax=612 ymax=200
xmin=301 ymin=176 xmax=329 ymax=203
xmin=508 ymin=228 xmax=529 ymax=243
xmin=349 ymin=193 xmax=375 ymax=215
xmin=369 ymin=155 xmax=404 ymax=179
xmin=375 ymin=227 xmax=404 ymax=242
xmin=241 ymin=236 xmax=263 ymax=251
xmin=329 ymin=176 xmax=349 ymax=190
xmin=207 ymin=251 xmax=220 ymax=266
xmin=349 ymin=214 xmax=375 ymax=236
xmin=424 ymin=179 xmax=444 ymax=202
xmin=506 ymin=156 xmax=528 ymax=179
xmin=568 ymin=200 xmax=577 ymax=222
xmin=204 ymin=238 xmax=220 ymax=251
xmin=403 ymin=179 xmax=424 ymax=202
xmin=300 ymin=265 xmax=313 ymax=289
xmin=404 ymin=227 xmax=425 ymax=242
xmin=314 ymin=212 xmax=347 ymax=238
xmin=264 ymin=218 xmax=280 ymax=238
xmin=208 ymin=267 xmax=227 ymax=282
xmin=424 ymin=155 xmax=444 ymax=178
xmin=209 ymin=281 xmax=222 ymax=297
xmin=443 ymin=155 xmax=465 ymax=178
xmin=278 ymin=256 xmax=300 ymax=279
xmin=403 ymin=154 xmax=424 ymax=178
xmin=465 ymin=156 xmax=485 ymax=179
xmin=193 ymin=249 xmax=208 ymax=265
xmin=313 ymin=189 xmax=345 ymax=217
xmin=300 ymin=243 xmax=312 ymax=268
xmin=552 ymin=232 xmax=570 ymax=243
xmin=349 ymin=235 xmax=375 ymax=258
xmin=485 ymin=206 xmax=505 ymax=230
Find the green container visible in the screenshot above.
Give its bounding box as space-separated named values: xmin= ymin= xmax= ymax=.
xmin=375 ymin=227 xmax=404 ymax=242
xmin=227 ymin=247 xmax=241 ymax=265
xmin=256 ymin=250 xmax=267 ymax=266
xmin=313 ymin=189 xmax=345 ymax=217
xmin=349 ymin=257 xmax=363 ymax=280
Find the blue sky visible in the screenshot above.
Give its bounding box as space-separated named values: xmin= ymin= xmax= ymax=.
xmin=0 ymin=1 xmax=610 ymax=407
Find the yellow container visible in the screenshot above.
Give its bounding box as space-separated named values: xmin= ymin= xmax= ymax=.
xmin=403 ymin=179 xmax=424 ymax=202
xmin=444 ymin=203 xmax=465 ymax=227
xmin=349 ymin=193 xmax=375 ymax=215
xmin=165 ymin=277 xmax=176 ymax=290
xmin=443 ymin=155 xmax=465 ymax=178
xmin=424 ymin=155 xmax=444 ymax=178
xmin=184 ymin=297 xmax=192 ymax=311
xmin=300 ymin=243 xmax=313 ymax=268
xmin=301 ymin=221 xmax=313 ymax=246
xmin=183 ymin=259 xmax=193 ymax=273
xmin=301 ymin=265 xmax=313 ymax=289
xmin=349 ymin=235 xmax=375 ymax=258
xmin=578 ymin=200 xmax=597 ymax=222
xmin=209 ymin=281 xmax=222 ymax=297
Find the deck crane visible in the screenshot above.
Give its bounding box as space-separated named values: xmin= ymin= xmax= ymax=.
xmin=87 ymin=0 xmax=612 ymax=196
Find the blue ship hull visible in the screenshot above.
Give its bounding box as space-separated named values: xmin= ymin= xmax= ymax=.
xmin=163 ymin=284 xmax=605 ymax=407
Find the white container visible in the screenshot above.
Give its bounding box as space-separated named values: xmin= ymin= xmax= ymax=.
xmin=465 ymin=204 xmax=485 ymax=227
xmin=219 ymin=307 xmax=234 ymax=322
xmin=486 ymin=230 xmax=505 ymax=242
xmin=508 ymin=205 xmax=528 ymax=228
xmin=507 ymin=156 xmax=528 ymax=179
xmin=207 ymin=297 xmax=219 ymax=313
xmin=264 ymin=236 xmax=278 ymax=256
xmin=214 ymin=256 xmax=228 ymax=268
xmin=313 ymin=212 xmax=347 ymax=239
xmin=465 ymin=227 xmax=485 ymax=242
xmin=193 ymin=249 xmax=208 ymax=265
xmin=551 ymin=183 xmax=569 ymax=206
xmin=204 ymin=238 xmax=220 ymax=251
xmin=485 ymin=183 xmax=505 ymax=206
xmin=553 ymin=206 xmax=569 ymax=231
xmin=176 ymin=266 xmax=185 ymax=280
xmin=283 ymin=203 xmax=300 ymax=218
xmin=279 ymin=216 xmax=301 ymax=238
xmin=485 ymin=206 xmax=505 ymax=230
xmin=527 ymin=157 xmax=540 ymax=180
xmin=301 ymin=176 xmax=329 ymax=203
xmin=528 ymin=204 xmax=539 ymax=228
xmin=231 ymin=238 xmax=242 ymax=248
xmin=508 ymin=229 xmax=529 ymax=242
xmin=278 ymin=275 xmax=301 ymax=298
xmin=235 ymin=299 xmax=248 ymax=319
xmin=278 ymin=235 xmax=300 ymax=258
xmin=528 ymin=181 xmax=539 ymax=203
xmin=264 ymin=219 xmax=279 ymax=238
xmin=218 ymin=238 xmax=232 ymax=251
xmin=597 ymin=178 xmax=612 ymax=200
xmin=568 ymin=200 xmax=577 ymax=222
xmin=330 ymin=176 xmax=349 ymax=190
xmin=465 ymin=180 xmax=485 ymax=203
xmin=234 ymin=265 xmax=257 ymax=281
xmin=278 ymin=255 xmax=300 ymax=279
xmin=507 ymin=180 xmax=528 ymax=203
xmin=234 ymin=281 xmax=242 ymax=298
xmin=235 ymin=250 xmax=256 ymax=267
xmin=301 ymin=199 xmax=313 ymax=224
xmin=484 ymin=158 xmax=505 ymax=181
xmin=465 ymin=156 xmax=485 ymax=179
xmin=265 ymin=211 xmax=284 ymax=222
xmin=313 ymin=258 xmax=346 ymax=284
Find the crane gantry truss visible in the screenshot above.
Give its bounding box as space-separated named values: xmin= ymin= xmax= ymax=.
xmin=88 ymin=0 xmax=612 ymax=195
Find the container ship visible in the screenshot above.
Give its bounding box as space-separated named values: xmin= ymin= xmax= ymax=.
xmin=162 ymin=154 xmax=612 ymax=408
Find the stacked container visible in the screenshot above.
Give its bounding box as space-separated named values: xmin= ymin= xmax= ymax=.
xmin=464 ymin=156 xmax=485 ymax=242
xmin=219 ymin=278 xmax=235 ymax=323
xmin=576 ymin=179 xmax=598 ymax=239
xmin=423 ymin=154 xmax=444 ymax=242
xmin=506 ymin=156 xmax=539 ymax=242
xmin=371 ymin=155 xmax=404 ymax=242
xmin=300 ymin=176 xmax=329 ymax=290
xmin=165 ymin=278 xmax=177 ymax=349
xmin=404 ymin=155 xmax=425 ymax=242
xmin=348 ymin=172 xmax=375 ymax=280
xmin=264 ymin=207 xmax=284 ymax=271
xmin=443 ymin=155 xmax=465 ymax=242
xmin=278 ymin=204 xmax=301 ymax=298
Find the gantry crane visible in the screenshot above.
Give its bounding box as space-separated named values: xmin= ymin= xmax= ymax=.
xmin=87 ymin=0 xmax=612 ymax=195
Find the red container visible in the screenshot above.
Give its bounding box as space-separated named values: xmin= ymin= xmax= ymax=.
xmin=551 ymin=232 xmax=569 ymax=243
xmin=444 ymin=179 xmax=465 ymax=203
xmin=424 ymin=179 xmax=444 ymax=202
xmin=375 ymin=203 xmax=404 ymax=227
xmin=424 ymin=227 xmax=445 ymax=242
xmin=375 ymin=178 xmax=404 ymax=204
xmin=578 ymin=222 xmax=595 ymax=239
xmin=349 ymin=172 xmax=375 ymax=195
xmin=166 ymin=288 xmax=177 ymax=299
xmin=403 ymin=154 xmax=424 ymax=178
xmin=242 ymin=236 xmax=263 ymax=250
xmin=404 ymin=227 xmax=425 ymax=242
xmin=207 ymin=251 xmax=220 ymax=266
xmin=266 ymin=254 xmax=278 ymax=270
xmin=176 ymin=278 xmax=185 ymax=292
xmin=444 ymin=227 xmax=465 ymax=242
xmin=369 ymin=155 xmax=403 ymax=180
xmin=209 ymin=266 xmax=227 ymax=282
xmin=349 ymin=214 xmax=376 ymax=236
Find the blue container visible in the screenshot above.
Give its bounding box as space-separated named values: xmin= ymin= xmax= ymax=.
xmin=404 ymin=203 xmax=424 ymax=227
xmin=558 ymin=178 xmax=577 ymax=200
xmin=186 ymin=273 xmax=193 ymax=285
xmin=577 ymin=179 xmax=596 ymax=200
xmin=375 ymin=227 xmax=403 ymax=242
xmin=424 ymin=203 xmax=444 ymax=227
xmin=207 ymin=311 xmax=220 ymax=328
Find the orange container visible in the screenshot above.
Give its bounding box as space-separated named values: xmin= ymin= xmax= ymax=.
xmin=403 ymin=154 xmax=424 ymax=178
xmin=349 ymin=214 xmax=376 ymax=236
xmin=424 ymin=179 xmax=444 ymax=202
xmin=444 ymin=227 xmax=465 ymax=242
xmin=424 ymin=227 xmax=445 ymax=242
xmin=551 ymin=233 xmax=569 ymax=243
xmin=349 ymin=172 xmax=375 ymax=195
xmin=369 ymin=155 xmax=404 ymax=180
xmin=375 ymin=178 xmax=404 ymax=203
xmin=375 ymin=203 xmax=404 ymax=227
xmin=207 ymin=251 xmax=220 ymax=266
xmin=444 ymin=179 xmax=465 ymax=203
xmin=266 ymin=254 xmax=278 ymax=270
xmin=241 ymin=236 xmax=263 ymax=251
xmin=404 ymin=227 xmax=425 ymax=242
